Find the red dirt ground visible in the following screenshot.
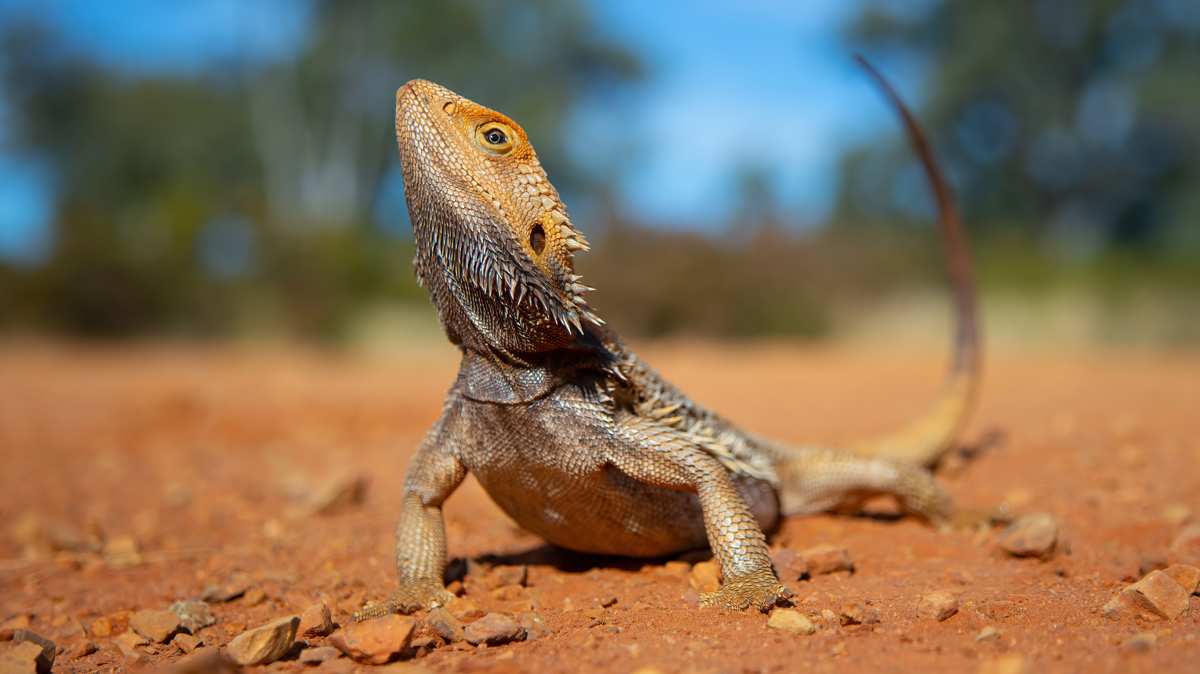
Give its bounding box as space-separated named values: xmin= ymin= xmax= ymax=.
xmin=1 ymin=341 xmax=1198 ymax=673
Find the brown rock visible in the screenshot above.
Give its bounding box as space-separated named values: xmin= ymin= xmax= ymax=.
xmin=4 ymin=631 xmax=55 ymax=674
xmin=224 ymin=615 xmax=300 ymax=666
xmin=997 ymin=513 xmax=1058 ymax=558
xmin=242 ymin=587 xmax=266 ymax=607
xmin=766 ymin=608 xmax=816 ymax=635
xmin=307 ymin=473 xmax=368 ymax=515
xmin=130 ymin=608 xmax=180 ymax=643
xmin=102 ymin=536 xmax=142 ymax=568
xmin=425 ymin=607 xmax=463 ymax=643
xmin=1122 ymin=632 xmax=1156 ymax=653
xmin=299 ymin=645 xmax=342 ymax=665
xmin=1121 ymin=569 xmax=1190 ymax=620
xmin=0 ymin=642 xmax=46 ymax=674
xmin=800 ymin=544 xmax=854 ymax=576
xmin=519 ymin=612 xmax=550 ymax=641
xmin=114 ymin=631 xmax=149 ymax=660
xmin=88 ymin=613 xmax=126 ymax=638
xmin=917 ymin=591 xmax=959 ymax=621
xmin=448 ymin=597 xmax=485 ymax=622
xmin=330 ymin=614 xmax=415 ymax=664
xmin=201 ymin=573 xmax=252 ymax=603
xmin=661 ymin=561 xmax=691 ymax=579
xmin=463 ymin=613 xmax=525 ymax=646
xmin=1169 ymin=524 xmax=1200 ymax=566
xmin=978 ymin=654 xmax=1027 ymax=674
xmin=690 ymin=560 xmax=721 ymax=593
xmin=491 ymin=564 xmax=528 ymax=587
xmin=976 ymin=626 xmax=1000 ymax=642
xmin=838 ymin=602 xmax=881 ymax=626
xmin=172 ymin=632 xmax=203 ymax=654
xmin=170 ymin=600 xmax=216 ymax=633
xmin=490 ymin=584 xmax=524 ymax=601
xmin=169 ymin=648 xmax=240 ymax=674
xmin=68 ymin=641 xmax=98 ymax=659
xmin=299 ymin=601 xmax=334 ymax=638
xmin=1163 ymin=564 xmax=1200 ymax=595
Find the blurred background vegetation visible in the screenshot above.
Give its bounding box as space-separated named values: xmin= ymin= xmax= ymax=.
xmin=0 ymin=0 xmax=1197 ymax=346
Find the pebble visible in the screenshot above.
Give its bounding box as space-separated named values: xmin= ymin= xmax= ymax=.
xmin=224 ymin=615 xmax=300 ymax=666
xmin=766 ymin=608 xmax=816 ymax=635
xmin=330 ymin=614 xmax=415 ymax=664
xmin=0 ymin=642 xmax=50 ymax=674
xmin=838 ymin=603 xmax=881 ymax=626
xmin=68 ymin=641 xmax=98 ymax=660
xmin=114 ymin=631 xmax=149 ymax=661
xmin=661 ymin=561 xmax=691 ymax=579
xmin=299 ymin=645 xmax=342 ymax=665
xmin=130 ymin=608 xmax=181 ymax=643
xmin=88 ymin=612 xmax=129 ymax=638
xmin=242 ymin=587 xmax=267 ymax=606
xmin=1119 ymin=569 xmax=1190 ymax=620
xmin=689 ymin=560 xmax=721 ymax=593
xmin=172 ymin=632 xmax=202 ymax=654
xmin=978 ymin=654 xmax=1027 ymax=674
xmin=1122 ymin=632 xmax=1157 ymax=653
xmin=799 ymin=545 xmax=854 ymax=576
xmin=1163 ymin=564 xmax=1200 ymax=595
xmin=917 ymin=591 xmax=959 ymax=621
xmin=426 ymin=607 xmax=464 ymax=643
xmin=299 ymin=601 xmax=334 ymax=637
xmin=448 ymin=597 xmax=485 ymax=622
xmin=201 ymin=574 xmax=252 ymax=602
xmin=491 ymin=564 xmax=528 ymax=588
xmin=4 ymin=631 xmax=55 ymax=674
xmin=102 ymin=536 xmax=142 ymax=568
xmin=306 ymin=473 xmax=368 ymax=515
xmin=170 ymin=649 xmax=240 ymax=674
xmin=976 ymin=626 xmax=1000 ymax=642
xmin=1169 ymin=525 xmax=1200 ymax=566
xmin=519 ymin=612 xmax=550 ymax=641
xmin=170 ymin=600 xmax=216 ymax=634
xmin=463 ymin=613 xmax=525 ymax=646
xmin=997 ymin=513 xmax=1058 ymax=559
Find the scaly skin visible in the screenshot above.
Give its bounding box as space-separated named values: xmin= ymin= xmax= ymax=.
xmin=355 ymin=61 xmax=981 ymax=620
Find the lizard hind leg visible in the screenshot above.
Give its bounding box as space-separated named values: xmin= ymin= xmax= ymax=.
xmin=774 ymin=446 xmax=952 ymax=527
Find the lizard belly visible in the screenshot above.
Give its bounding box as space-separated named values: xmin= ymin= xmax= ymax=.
xmin=461 ymin=396 xmax=778 ymax=557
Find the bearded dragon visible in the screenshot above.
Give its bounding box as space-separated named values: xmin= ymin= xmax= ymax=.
xmin=356 ymin=57 xmax=980 ymax=616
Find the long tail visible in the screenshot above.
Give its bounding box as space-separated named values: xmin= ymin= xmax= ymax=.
xmin=847 ymin=55 xmax=982 ymax=467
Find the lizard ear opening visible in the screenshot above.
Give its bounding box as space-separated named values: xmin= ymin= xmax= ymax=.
xmin=529 ymin=223 xmax=546 ymax=255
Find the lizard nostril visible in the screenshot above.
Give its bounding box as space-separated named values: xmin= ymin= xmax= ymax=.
xmin=529 ymin=224 xmax=546 ymax=255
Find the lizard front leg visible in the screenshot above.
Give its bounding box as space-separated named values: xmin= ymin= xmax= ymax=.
xmin=355 ymin=412 xmax=466 ymax=621
xmin=609 ymin=413 xmax=789 ymax=611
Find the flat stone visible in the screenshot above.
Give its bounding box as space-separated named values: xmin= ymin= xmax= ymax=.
xmin=689 ymin=560 xmax=721 ymax=593
xmin=299 ymin=645 xmax=342 ymax=665
xmin=3 ymin=632 xmax=55 ymax=674
xmin=519 ymin=612 xmax=550 ymax=640
xmin=997 ymin=513 xmax=1058 ymax=559
xmin=170 ymin=600 xmax=216 ymax=633
xmin=114 ymin=631 xmax=149 ymax=660
xmin=0 ymin=642 xmax=45 ymax=674
xmin=425 ymin=607 xmax=463 ymax=643
xmin=330 ymin=614 xmax=415 ymax=664
xmin=224 ymin=615 xmax=300 ymax=666
xmin=299 ymin=601 xmax=334 ymax=637
xmin=1163 ymin=564 xmax=1200 ymax=595
xmin=976 ymin=626 xmax=1000 ymax=641
xmin=68 ymin=641 xmax=98 ymax=660
xmin=1121 ymin=569 xmax=1190 ymax=620
xmin=917 ymin=591 xmax=959 ymax=621
xmin=766 ymin=608 xmax=816 ymax=635
xmin=799 ymin=544 xmax=854 ymax=576
xmin=201 ymin=573 xmax=252 ymax=603
xmin=130 ymin=609 xmax=180 ymax=643
xmin=463 ymin=613 xmax=525 ymax=646
xmin=1169 ymin=525 xmax=1200 ymax=566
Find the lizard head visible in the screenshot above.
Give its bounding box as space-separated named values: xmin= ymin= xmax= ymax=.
xmin=396 ymin=79 xmax=602 ymax=354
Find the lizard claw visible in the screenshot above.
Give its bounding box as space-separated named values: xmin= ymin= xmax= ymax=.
xmin=353 ymin=580 xmax=456 ymax=621
xmin=699 ymin=568 xmax=791 ymax=612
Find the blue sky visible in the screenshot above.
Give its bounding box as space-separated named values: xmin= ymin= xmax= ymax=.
xmin=0 ymin=0 xmax=923 ymax=263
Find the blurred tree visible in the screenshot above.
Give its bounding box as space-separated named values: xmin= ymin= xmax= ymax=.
xmin=0 ymin=1 xmax=639 ymax=338
xmin=837 ymin=0 xmax=1200 ymax=261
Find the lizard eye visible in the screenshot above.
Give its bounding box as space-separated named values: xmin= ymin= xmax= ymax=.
xmin=529 ymin=223 xmax=546 ymax=255
xmin=476 ymin=122 xmax=515 ymax=154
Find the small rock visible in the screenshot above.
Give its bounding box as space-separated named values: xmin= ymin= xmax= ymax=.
xmin=425 ymin=607 xmax=463 ymax=643
xmin=1122 ymin=632 xmax=1156 ymax=653
xmin=88 ymin=613 xmax=127 ymax=638
xmin=1163 ymin=564 xmax=1200 ymax=595
xmin=307 ymin=473 xmax=368 ymax=515
xmin=448 ymin=597 xmax=485 ymax=622
xmin=799 ymin=545 xmax=854 ymax=576
xmin=68 ymin=641 xmax=98 ymax=659
xmin=491 ymin=564 xmax=528 ymax=588
xmin=1169 ymin=525 xmax=1200 ymax=566
xmin=299 ymin=645 xmax=342 ymax=665
xmin=917 ymin=591 xmax=959 ymax=621
xmin=597 ymin=595 xmax=618 ymax=608
xmin=519 ymin=612 xmax=550 ymax=641
xmin=172 ymin=632 xmax=203 ymax=654
xmin=299 ymin=601 xmax=334 ymax=638
xmin=997 ymin=513 xmax=1058 ymax=559
xmin=224 ymin=615 xmax=300 ymax=666
xmin=976 ymin=626 xmax=1000 ymax=641
xmin=170 ymin=600 xmax=216 ymax=634
xmin=130 ymin=609 xmax=180 ymax=643
xmin=6 ymin=631 xmax=55 ymax=674
xmin=330 ymin=614 xmax=415 ymax=664
xmin=242 ymin=587 xmax=267 ymax=607
xmin=491 ymin=584 xmax=524 ymax=601
xmin=978 ymin=654 xmax=1027 ymax=674
xmin=114 ymin=631 xmax=149 ymax=660
xmin=661 ymin=561 xmax=691 ymax=579
xmin=838 ymin=603 xmax=881 ymax=626
xmin=1121 ymin=569 xmax=1190 ymax=620
xmin=0 ymin=642 xmax=48 ymax=674
xmin=170 ymin=649 xmax=240 ymax=674
xmin=463 ymin=613 xmax=525 ymax=646
xmin=102 ymin=536 xmax=142 ymax=568
xmin=689 ymin=560 xmax=721 ymax=593
xmin=766 ymin=608 xmax=816 ymax=635
xmin=1163 ymin=504 xmax=1192 ymax=526
xmin=201 ymin=574 xmax=252 ymax=603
